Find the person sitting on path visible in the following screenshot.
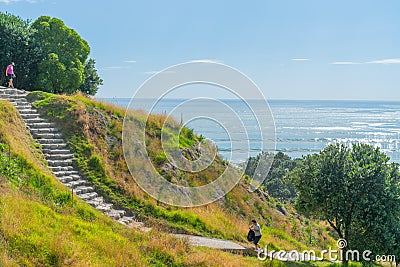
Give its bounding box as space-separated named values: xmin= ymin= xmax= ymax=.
xmin=5 ymin=62 xmax=15 ymax=88
xmin=249 ymin=219 xmax=262 ymax=252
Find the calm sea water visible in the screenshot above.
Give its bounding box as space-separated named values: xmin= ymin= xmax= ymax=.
xmin=101 ymin=98 xmax=400 ymax=164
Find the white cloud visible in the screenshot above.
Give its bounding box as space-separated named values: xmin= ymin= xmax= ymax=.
xmin=102 ymin=66 xmax=130 ymax=71
xmin=366 ymin=58 xmax=400 ymax=64
xmin=188 ymin=59 xmax=222 ymax=64
xmin=291 ymin=58 xmax=310 ymax=61
xmin=124 ymin=60 xmax=137 ymax=63
xmin=0 ymin=0 xmax=38 ymax=3
xmin=331 ymin=58 xmax=400 ymax=65
xmin=331 ymin=61 xmax=360 ymax=65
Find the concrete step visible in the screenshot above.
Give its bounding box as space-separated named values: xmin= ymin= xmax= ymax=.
xmin=18 ymin=108 xmax=38 ymax=114
xmin=45 ymin=153 xmax=74 ymax=160
xmin=9 ymin=102 xmax=29 ymax=107
xmin=58 ymin=176 xmax=74 ymax=183
xmin=33 ymin=132 xmax=63 ymax=139
xmin=41 ymin=144 xmax=67 ymax=150
xmin=65 ymin=180 xmax=87 ymax=188
xmin=20 ymin=113 xmax=40 ymax=119
xmin=58 ymin=174 xmax=81 ymax=183
xmin=77 ymin=192 xmax=98 ymax=200
xmin=49 ymin=166 xmax=74 ymax=172
xmin=0 ymin=88 xmax=27 ymax=95
xmin=30 ymin=128 xmax=59 ymax=134
xmin=118 ymin=216 xmax=134 ymax=225
xmin=38 ymin=138 xmax=65 ymax=144
xmin=1 ymin=97 xmax=29 ymax=102
xmin=86 ymin=197 xmax=104 ymax=207
xmin=95 ymin=203 xmax=113 ymax=212
xmin=42 ymin=149 xmax=71 ymax=155
xmin=73 ymin=186 xmax=94 ymax=194
xmin=14 ymin=104 xmax=31 ymax=109
xmin=47 ymin=159 xmax=74 ymax=166
xmin=24 ymin=117 xmax=46 ymax=123
xmin=53 ymin=170 xmax=79 ymax=177
xmin=27 ymin=122 xmax=56 ymax=128
xmin=107 ymin=209 xmax=126 ymax=220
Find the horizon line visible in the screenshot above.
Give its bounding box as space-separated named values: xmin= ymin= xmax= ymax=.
xmin=95 ymin=97 xmax=400 ymax=102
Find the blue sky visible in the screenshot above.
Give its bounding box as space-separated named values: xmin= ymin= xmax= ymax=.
xmin=1 ymin=0 xmax=399 ymax=100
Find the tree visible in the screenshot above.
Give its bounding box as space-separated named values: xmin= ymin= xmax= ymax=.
xmin=0 ymin=13 xmax=102 ymax=95
xmin=30 ymin=16 xmax=97 ymax=94
xmin=79 ymin=58 xmax=103 ymax=95
xmin=245 ymin=151 xmax=299 ymax=202
xmin=0 ymin=12 xmax=40 ymax=89
xmin=292 ymin=143 xmax=400 ymax=264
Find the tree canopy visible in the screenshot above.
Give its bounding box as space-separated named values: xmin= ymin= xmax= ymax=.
xmin=0 ymin=12 xmax=102 ymax=95
xmin=245 ymin=151 xmax=299 ymax=202
xmin=292 ymin=143 xmax=400 ymax=264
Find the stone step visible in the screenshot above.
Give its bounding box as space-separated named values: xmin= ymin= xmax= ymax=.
xmin=86 ymin=197 xmax=104 ymax=207
xmin=24 ymin=117 xmax=46 ymax=123
xmin=38 ymin=138 xmax=65 ymax=144
xmin=65 ymin=180 xmax=87 ymax=188
xmin=58 ymin=174 xmax=81 ymax=183
xmin=49 ymin=166 xmax=74 ymax=172
xmin=4 ymin=101 xmax=28 ymax=106
xmin=45 ymin=153 xmax=74 ymax=160
xmin=118 ymin=216 xmax=134 ymax=225
xmin=107 ymin=209 xmax=126 ymax=220
xmin=42 ymin=149 xmax=71 ymax=155
xmin=33 ymin=132 xmax=63 ymax=139
xmin=1 ymin=96 xmax=28 ymax=101
xmin=20 ymin=113 xmax=40 ymax=119
xmin=58 ymin=176 xmax=74 ymax=183
xmin=14 ymin=104 xmax=31 ymax=109
xmin=18 ymin=108 xmax=38 ymax=114
xmin=0 ymin=88 xmax=27 ymax=95
xmin=47 ymin=159 xmax=74 ymax=166
xmin=77 ymin=192 xmax=98 ymax=200
xmin=53 ymin=170 xmax=79 ymax=177
xmin=27 ymin=122 xmax=56 ymax=128
xmin=30 ymin=128 xmax=59 ymax=134
xmin=41 ymin=144 xmax=67 ymax=151
xmin=95 ymin=203 xmax=113 ymax=212
xmin=9 ymin=102 xmax=29 ymax=107
xmin=73 ymin=186 xmax=94 ymax=194
xmin=1 ymin=97 xmax=28 ymax=103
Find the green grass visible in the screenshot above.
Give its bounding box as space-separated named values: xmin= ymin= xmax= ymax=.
xmin=1 ymin=99 xmax=295 ymax=266
xmin=26 ymin=91 xmax=336 ymax=251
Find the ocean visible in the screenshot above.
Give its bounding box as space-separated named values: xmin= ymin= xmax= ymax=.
xmin=100 ymin=98 xmax=400 ymax=164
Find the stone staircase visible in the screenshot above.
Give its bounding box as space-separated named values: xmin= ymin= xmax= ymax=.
xmin=0 ymin=87 xmax=134 ymax=226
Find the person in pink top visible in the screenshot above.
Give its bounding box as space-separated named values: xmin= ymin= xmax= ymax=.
xmin=5 ymin=62 xmax=15 ymax=88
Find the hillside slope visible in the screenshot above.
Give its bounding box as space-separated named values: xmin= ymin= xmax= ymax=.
xmin=0 ymin=99 xmax=271 ymax=267
xmin=27 ymin=91 xmax=335 ymax=250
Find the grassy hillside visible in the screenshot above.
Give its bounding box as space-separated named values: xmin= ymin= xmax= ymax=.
xmin=0 ymin=100 xmax=278 ymax=266
xmin=27 ymin=91 xmax=335 ymax=251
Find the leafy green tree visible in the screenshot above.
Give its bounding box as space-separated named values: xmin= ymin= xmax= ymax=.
xmin=79 ymin=58 xmax=103 ymax=95
xmin=245 ymin=151 xmax=299 ymax=202
xmin=0 ymin=12 xmax=40 ymax=89
xmin=292 ymin=143 xmax=400 ymax=264
xmin=30 ymin=16 xmax=90 ymax=94
xmin=0 ymin=13 xmax=102 ymax=95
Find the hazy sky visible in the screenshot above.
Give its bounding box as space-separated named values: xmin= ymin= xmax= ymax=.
xmin=2 ymin=0 xmax=400 ymax=100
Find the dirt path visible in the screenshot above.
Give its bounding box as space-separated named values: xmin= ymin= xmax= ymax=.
xmin=173 ymin=234 xmax=246 ymax=250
